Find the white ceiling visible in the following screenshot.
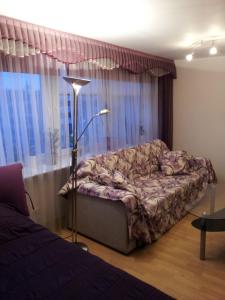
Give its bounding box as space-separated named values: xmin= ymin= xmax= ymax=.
xmin=0 ymin=0 xmax=225 ymax=60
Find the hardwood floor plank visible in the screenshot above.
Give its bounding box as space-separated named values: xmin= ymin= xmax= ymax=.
xmin=58 ymin=213 xmax=225 ymax=299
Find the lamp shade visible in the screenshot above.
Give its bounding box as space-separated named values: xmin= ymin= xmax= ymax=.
xmin=63 ymin=76 xmax=91 ymax=87
xmin=96 ymin=109 xmax=110 ymax=116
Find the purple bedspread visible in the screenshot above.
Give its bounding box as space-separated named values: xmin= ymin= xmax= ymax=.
xmin=0 ymin=203 xmax=173 ymax=300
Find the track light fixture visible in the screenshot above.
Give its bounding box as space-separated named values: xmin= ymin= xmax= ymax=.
xmin=209 ymin=41 xmax=217 ymax=55
xmin=185 ymin=53 xmax=193 ymax=62
xmin=185 ymin=36 xmax=224 ymax=62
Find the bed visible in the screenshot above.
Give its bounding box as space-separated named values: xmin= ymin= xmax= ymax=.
xmin=0 ymin=163 xmax=173 ymax=300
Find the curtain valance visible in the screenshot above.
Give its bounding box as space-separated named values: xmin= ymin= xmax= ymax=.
xmin=0 ymin=15 xmax=176 ymax=77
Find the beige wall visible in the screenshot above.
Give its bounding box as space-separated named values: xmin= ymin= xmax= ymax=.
xmin=174 ymin=56 xmax=225 ymax=182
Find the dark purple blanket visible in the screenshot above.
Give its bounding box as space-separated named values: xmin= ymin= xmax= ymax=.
xmin=0 ymin=203 xmax=174 ymax=300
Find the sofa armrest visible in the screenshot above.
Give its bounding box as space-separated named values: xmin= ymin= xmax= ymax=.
xmin=77 ymin=180 xmax=137 ymax=202
xmin=189 ymin=156 xmax=217 ymax=184
xmin=59 ymin=174 xmax=138 ymax=200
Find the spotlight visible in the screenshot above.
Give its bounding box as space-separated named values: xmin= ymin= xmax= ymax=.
xmin=185 ymin=53 xmax=193 ymax=62
xmin=209 ymin=46 xmax=217 ymax=55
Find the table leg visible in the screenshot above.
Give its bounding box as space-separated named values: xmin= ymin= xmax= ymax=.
xmin=200 ymin=230 xmax=206 ymax=260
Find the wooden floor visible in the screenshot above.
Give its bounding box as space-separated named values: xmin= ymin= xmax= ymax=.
xmin=59 ymin=214 xmax=225 ymax=300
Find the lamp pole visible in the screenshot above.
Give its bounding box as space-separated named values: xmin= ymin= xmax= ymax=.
xmin=72 ymin=86 xmax=78 ymax=244
xmin=64 ymin=76 xmax=90 ymax=250
xmin=63 ymin=76 xmax=110 ymax=251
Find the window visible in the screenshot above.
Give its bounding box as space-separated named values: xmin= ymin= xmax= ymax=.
xmin=59 ymin=83 xmax=107 ymax=152
xmin=60 ymin=92 xmax=72 ymax=149
xmin=0 ymin=68 xmax=158 ymax=175
xmin=0 ymin=72 xmax=45 ymax=163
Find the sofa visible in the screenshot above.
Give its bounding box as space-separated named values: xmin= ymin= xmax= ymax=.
xmin=59 ymin=139 xmax=217 ymax=253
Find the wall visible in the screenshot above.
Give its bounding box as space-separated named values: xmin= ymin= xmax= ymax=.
xmin=174 ymin=56 xmax=225 ymax=182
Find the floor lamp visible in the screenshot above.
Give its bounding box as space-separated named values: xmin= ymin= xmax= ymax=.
xmin=63 ymin=76 xmax=110 ymax=251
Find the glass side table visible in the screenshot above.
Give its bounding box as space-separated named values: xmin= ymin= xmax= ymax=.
xmin=186 ymin=184 xmax=225 ymax=260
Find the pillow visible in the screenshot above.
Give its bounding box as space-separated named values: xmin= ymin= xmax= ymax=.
xmin=0 ymin=163 xmax=29 ymax=216
xmin=160 ymin=150 xmax=190 ymax=176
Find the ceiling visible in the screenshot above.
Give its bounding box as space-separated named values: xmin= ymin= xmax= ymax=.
xmin=0 ymin=0 xmax=225 ymax=60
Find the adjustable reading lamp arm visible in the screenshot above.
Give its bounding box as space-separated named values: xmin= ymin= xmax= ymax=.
xmin=76 ymin=109 xmax=110 ymax=143
xmin=77 ymin=116 xmax=96 ymax=143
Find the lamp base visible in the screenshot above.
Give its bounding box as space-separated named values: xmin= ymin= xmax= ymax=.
xmin=73 ymin=241 xmax=89 ymax=252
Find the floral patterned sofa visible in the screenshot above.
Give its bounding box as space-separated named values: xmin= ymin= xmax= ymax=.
xmin=60 ymin=140 xmax=216 ymax=253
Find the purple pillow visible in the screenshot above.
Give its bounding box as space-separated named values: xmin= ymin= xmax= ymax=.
xmin=0 ymin=163 xmax=29 ymax=216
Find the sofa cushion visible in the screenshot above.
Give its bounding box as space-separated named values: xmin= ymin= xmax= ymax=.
xmin=112 ymin=171 xmax=137 ymax=193
xmin=159 ymin=150 xmax=190 ymax=176
xmin=92 ymin=166 xmax=133 ymax=190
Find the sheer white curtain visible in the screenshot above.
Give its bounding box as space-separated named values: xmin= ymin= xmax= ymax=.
xmin=69 ymin=61 xmax=158 ymax=154
xmin=0 ymin=53 xmax=71 ymax=230
xmin=0 ymin=53 xmax=71 ymax=176
xmin=0 ymin=55 xmax=158 ymax=173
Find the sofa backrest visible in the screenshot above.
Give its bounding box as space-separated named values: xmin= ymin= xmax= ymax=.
xmin=117 ymin=139 xmax=168 ymax=178
xmin=77 ymin=140 xmax=169 ymax=180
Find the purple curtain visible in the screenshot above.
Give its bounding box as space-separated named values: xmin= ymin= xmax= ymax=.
xmin=158 ymin=74 xmax=173 ymax=150
xmin=0 ymin=15 xmax=176 ymax=77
